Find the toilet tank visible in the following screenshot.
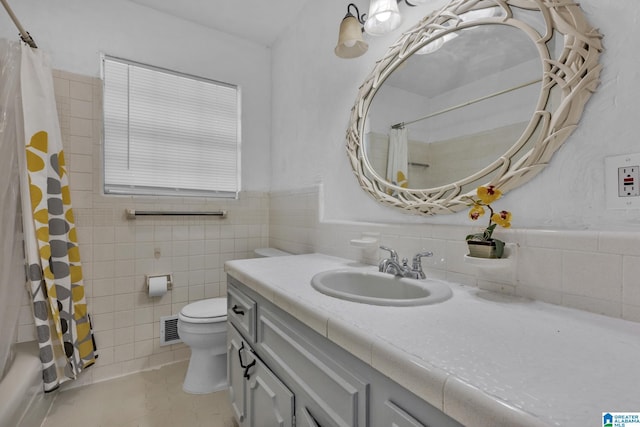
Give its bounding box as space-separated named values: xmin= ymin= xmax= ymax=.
xmin=254 ymin=247 xmax=291 ymax=257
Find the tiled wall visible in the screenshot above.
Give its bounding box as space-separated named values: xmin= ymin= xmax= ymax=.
xmin=269 ymin=186 xmax=640 ymax=324
xmin=17 ymin=70 xmax=269 ymax=387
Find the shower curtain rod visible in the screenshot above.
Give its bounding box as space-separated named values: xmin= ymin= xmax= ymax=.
xmin=0 ymin=0 xmax=37 ymax=48
xmin=391 ymin=78 xmax=542 ymax=130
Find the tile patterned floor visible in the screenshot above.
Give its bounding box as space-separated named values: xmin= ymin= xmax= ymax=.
xmin=42 ymin=361 xmax=237 ymax=427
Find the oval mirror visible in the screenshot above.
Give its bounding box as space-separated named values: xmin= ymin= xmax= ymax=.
xmin=346 ymin=0 xmax=603 ymax=215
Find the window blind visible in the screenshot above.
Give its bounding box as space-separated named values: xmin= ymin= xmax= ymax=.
xmin=102 ymin=56 xmax=240 ymax=198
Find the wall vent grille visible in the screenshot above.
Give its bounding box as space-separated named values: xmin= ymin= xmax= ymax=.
xmin=160 ymin=315 xmax=181 ymax=346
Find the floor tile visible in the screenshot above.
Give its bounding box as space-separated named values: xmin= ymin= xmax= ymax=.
xmin=42 ymin=361 xmax=236 ymax=427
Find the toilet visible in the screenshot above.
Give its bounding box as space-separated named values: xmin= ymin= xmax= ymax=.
xmin=254 ymin=247 xmax=291 ymax=257
xmin=178 ymin=248 xmax=290 ymax=394
xmin=177 ymin=297 xmax=228 ymax=394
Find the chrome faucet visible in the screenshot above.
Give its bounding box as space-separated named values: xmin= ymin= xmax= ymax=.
xmin=379 ymin=246 xmax=433 ymax=279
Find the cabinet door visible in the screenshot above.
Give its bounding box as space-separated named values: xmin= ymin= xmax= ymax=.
xmin=246 ymin=353 xmax=295 ymax=427
xmin=297 ymin=406 xmax=322 ymax=427
xmin=228 ymin=324 xmax=248 ymax=425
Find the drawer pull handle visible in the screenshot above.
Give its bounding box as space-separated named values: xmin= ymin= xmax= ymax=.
xmin=243 ymin=360 xmax=256 ymax=380
xmin=237 ymin=342 xmax=256 ymax=380
xmin=232 ymin=305 xmax=245 ymax=315
xmin=238 ymin=342 xmax=248 ymax=369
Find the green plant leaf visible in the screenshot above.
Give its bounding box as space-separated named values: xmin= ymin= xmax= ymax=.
xmin=493 ymin=239 xmax=505 ymax=258
xmin=483 ymin=223 xmax=497 ymax=240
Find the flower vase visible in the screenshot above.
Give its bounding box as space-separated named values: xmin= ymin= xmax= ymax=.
xmin=467 ymin=240 xmax=503 ymax=259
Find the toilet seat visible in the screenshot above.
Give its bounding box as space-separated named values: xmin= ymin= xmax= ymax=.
xmin=179 ymin=298 xmax=227 ymax=324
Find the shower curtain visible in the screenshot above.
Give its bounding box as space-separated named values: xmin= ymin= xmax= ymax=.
xmin=386 ymin=127 xmax=409 ymax=193
xmin=0 ymin=40 xmax=26 ymax=380
xmin=15 ymin=42 xmax=96 ymax=392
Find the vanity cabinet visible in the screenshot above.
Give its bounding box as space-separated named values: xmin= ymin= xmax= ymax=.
xmin=227 ymin=276 xmax=462 ymax=427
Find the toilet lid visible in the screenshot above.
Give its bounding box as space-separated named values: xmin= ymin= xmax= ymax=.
xmin=179 ymin=298 xmax=227 ymax=321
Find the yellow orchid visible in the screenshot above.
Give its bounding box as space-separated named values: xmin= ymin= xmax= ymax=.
xmin=468 ymin=203 xmax=485 ymax=221
xmin=491 ymin=210 xmax=512 ymax=228
xmin=476 ymin=185 xmax=502 ymax=204
xmin=464 ymin=186 xmax=513 ymax=258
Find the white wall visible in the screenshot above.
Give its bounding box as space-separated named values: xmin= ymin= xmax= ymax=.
xmin=271 ymin=0 xmax=640 ymax=230
xmin=0 ymin=0 xmax=272 ymax=191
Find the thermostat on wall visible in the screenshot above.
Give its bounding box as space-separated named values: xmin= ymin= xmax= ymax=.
xmin=605 ymin=153 xmax=640 ymax=209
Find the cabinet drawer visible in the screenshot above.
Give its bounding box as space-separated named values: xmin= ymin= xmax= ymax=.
xmin=227 ymin=281 xmax=257 ymax=342
xmin=257 ymin=307 xmax=369 ymax=427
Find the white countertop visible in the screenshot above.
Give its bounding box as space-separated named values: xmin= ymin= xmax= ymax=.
xmin=225 ymin=253 xmax=640 ymax=427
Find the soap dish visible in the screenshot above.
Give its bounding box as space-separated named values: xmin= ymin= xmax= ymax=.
xmin=464 ymin=242 xmax=516 ymax=271
xmin=464 ymin=254 xmax=512 ymax=269
xmin=349 ymin=232 xmax=379 ymax=248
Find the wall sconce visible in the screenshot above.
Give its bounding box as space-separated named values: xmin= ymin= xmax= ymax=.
xmin=335 ymin=0 xmax=430 ymax=59
xmin=335 ymin=3 xmax=369 ymax=59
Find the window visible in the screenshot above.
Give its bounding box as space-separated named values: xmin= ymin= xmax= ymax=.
xmin=101 ymin=55 xmax=240 ymax=198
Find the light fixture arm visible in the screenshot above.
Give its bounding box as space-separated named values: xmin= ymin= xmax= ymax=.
xmin=346 ymin=3 xmax=367 ymax=26
xmin=350 ymin=0 xmax=419 ymax=26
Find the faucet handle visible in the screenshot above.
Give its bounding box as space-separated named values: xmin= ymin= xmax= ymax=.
xmin=379 ymin=246 xmax=398 ymax=261
xmin=412 ymin=250 xmax=433 ymax=262
xmin=411 ymin=251 xmax=433 ymax=278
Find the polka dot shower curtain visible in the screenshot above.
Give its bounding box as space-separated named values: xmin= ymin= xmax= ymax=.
xmin=17 ymin=44 xmax=96 ymax=392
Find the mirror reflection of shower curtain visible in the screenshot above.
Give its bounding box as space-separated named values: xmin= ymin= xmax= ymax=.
xmin=17 ymin=43 xmax=96 ymax=391
xmin=0 ymin=40 xmax=27 ymax=379
xmin=386 ymin=127 xmax=408 ymax=194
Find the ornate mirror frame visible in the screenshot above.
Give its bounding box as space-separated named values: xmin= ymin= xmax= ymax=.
xmin=346 ymin=0 xmax=603 ymax=215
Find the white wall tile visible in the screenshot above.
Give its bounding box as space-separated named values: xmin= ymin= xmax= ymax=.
xmin=600 ymin=232 xmax=640 ymax=256
xmin=517 ymin=247 xmax=562 ymax=291
xmin=623 ymin=256 xmax=640 ymax=306
xmin=562 ymin=251 xmax=622 ymax=302
xmin=524 ymin=230 xmax=598 ymax=252
xmin=70 ymin=80 xmax=93 ymax=101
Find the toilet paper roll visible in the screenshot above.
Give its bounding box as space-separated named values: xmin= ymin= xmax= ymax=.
xmin=148 ymin=276 xmax=168 ymax=297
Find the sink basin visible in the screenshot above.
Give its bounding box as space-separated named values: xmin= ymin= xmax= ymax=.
xmin=310 ymin=269 xmax=452 ymax=306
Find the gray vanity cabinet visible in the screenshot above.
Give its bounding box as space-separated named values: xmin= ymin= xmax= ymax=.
xmin=227 ymin=276 xmax=463 ymax=427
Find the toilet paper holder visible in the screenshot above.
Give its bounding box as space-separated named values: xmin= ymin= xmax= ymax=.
xmin=146 ymin=274 xmax=173 ymax=291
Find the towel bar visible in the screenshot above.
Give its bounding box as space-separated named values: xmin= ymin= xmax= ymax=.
xmin=125 ymin=209 xmax=227 ymax=219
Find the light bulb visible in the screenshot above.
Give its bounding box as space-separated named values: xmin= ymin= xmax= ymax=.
xmin=364 ymin=0 xmax=402 ymax=36
xmin=376 ymin=11 xmax=391 ymax=23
